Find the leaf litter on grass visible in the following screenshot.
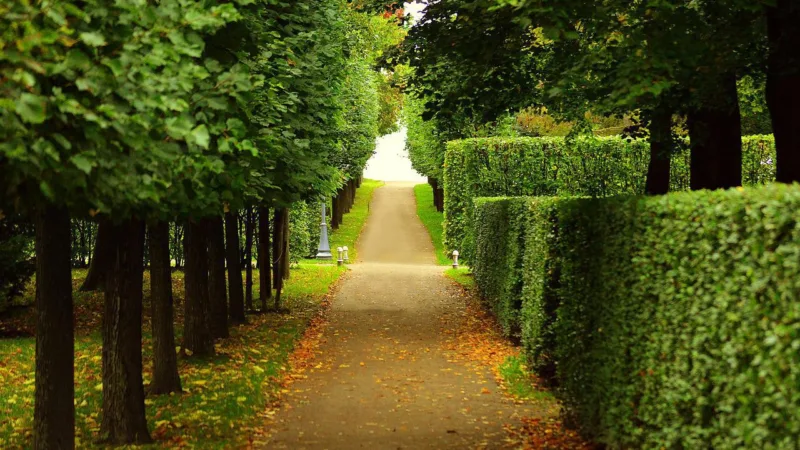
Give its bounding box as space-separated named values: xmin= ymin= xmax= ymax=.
xmin=441 ymin=276 xmax=595 ymax=450
xmin=0 ymin=264 xmax=345 ymax=449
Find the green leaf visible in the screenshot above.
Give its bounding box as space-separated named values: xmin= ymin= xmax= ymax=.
xmin=70 ymin=155 xmax=94 ymax=174
xmin=15 ymin=93 xmax=47 ymax=124
xmin=79 ymin=32 xmax=106 ymax=47
xmin=190 ymin=125 xmax=210 ymax=149
xmin=39 ymin=181 xmax=55 ymax=200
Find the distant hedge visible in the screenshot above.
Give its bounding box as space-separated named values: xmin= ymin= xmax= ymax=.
xmin=471 ymin=184 xmax=800 ymax=448
xmin=443 ymin=135 xmax=776 ymax=258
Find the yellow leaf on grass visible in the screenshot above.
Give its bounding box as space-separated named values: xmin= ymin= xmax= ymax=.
xmin=236 ymin=396 xmax=247 ymax=402
xmin=253 ymin=366 xmax=265 ymax=374
xmin=192 ymin=380 xmax=207 ymax=386
xmin=94 ymin=383 xmax=103 ymax=392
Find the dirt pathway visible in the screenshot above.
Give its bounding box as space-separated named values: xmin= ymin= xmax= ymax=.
xmin=265 ymin=182 xmax=540 ymax=449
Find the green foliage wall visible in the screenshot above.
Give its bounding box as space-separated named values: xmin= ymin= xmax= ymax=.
xmin=0 ymin=215 xmax=34 ymax=312
xmin=444 ymin=135 xmax=776 ymax=258
xmin=471 ymin=198 xmax=530 ymax=337
xmin=471 ymin=185 xmax=800 ymax=448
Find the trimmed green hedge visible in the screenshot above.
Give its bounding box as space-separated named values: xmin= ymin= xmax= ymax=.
xmin=444 ymin=135 xmax=775 ymax=259
xmin=471 ymin=197 xmax=529 ymax=336
xmin=471 ymin=184 xmax=800 ymax=448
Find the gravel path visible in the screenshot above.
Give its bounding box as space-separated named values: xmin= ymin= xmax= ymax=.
xmin=265 ymin=182 xmax=538 ymax=449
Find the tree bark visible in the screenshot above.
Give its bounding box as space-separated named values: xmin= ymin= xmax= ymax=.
xmin=688 ymin=73 xmax=743 ymax=190
xmin=336 ymin=188 xmax=345 ymax=226
xmin=101 ymin=218 xmax=151 ymax=445
xmin=282 ymin=207 xmax=290 ymax=281
xmin=80 ymin=218 xmax=113 ymax=291
xmin=273 ymin=208 xmax=286 ymax=310
xmin=147 ymin=221 xmax=182 ymax=395
xmin=244 ymin=207 xmax=254 ymax=311
xmin=766 ymin=0 xmax=800 ymax=183
xmin=258 ymin=206 xmax=272 ymax=311
xmin=207 ymin=215 xmax=228 ymax=339
xmin=34 ymin=205 xmax=74 ymax=450
xmin=183 ymin=219 xmax=215 ymax=356
xmin=645 ymin=106 xmax=673 ymax=195
xmin=225 ymin=211 xmax=246 ymax=324
xmin=331 ymin=195 xmax=339 ymax=229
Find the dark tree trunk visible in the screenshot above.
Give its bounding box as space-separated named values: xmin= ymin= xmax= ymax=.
xmin=207 ymin=215 xmax=228 ymax=339
xmin=225 ymin=211 xmax=246 ymax=324
xmin=282 ymin=208 xmax=290 ymax=281
xmin=272 ymin=208 xmax=286 ymax=310
xmin=244 ymin=208 xmax=254 ymax=311
xmin=34 ymin=205 xmax=74 ymax=450
xmin=81 ymin=218 xmax=113 ymax=291
xmin=688 ymin=73 xmax=743 ymax=190
xmin=78 ymin=222 xmax=87 ymax=268
xmin=766 ymin=1 xmax=800 ymax=183
xmin=645 ymin=106 xmax=673 ymax=195
xmin=336 ymin=188 xmax=345 ymax=226
xmin=101 ymin=218 xmax=151 ymax=445
xmin=258 ymin=206 xmax=272 ymax=311
xmin=331 ymin=196 xmax=339 ymax=229
xmin=429 ymin=178 xmax=444 ymax=211
xmin=172 ymin=223 xmax=184 ymax=269
xmin=346 ymin=181 xmax=354 ymax=212
xmin=183 ymin=219 xmax=215 ymax=356
xmin=147 ymin=221 xmax=182 ymax=395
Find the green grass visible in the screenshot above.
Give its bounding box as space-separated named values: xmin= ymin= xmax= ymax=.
xmin=445 ymin=267 xmax=475 ymax=290
xmin=305 ymin=179 xmax=383 ymax=264
xmin=413 ymin=184 xmax=451 ymax=266
xmin=0 ymin=260 xmax=351 ymax=448
xmin=498 ymin=355 xmax=554 ymax=402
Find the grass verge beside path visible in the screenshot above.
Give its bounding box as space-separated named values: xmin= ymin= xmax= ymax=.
xmin=0 ymin=180 xmax=382 ymax=447
xmin=413 ymin=184 xmax=450 ymax=265
xmin=0 ymin=265 xmax=345 ymax=449
xmin=413 ymin=184 xmax=476 ymax=290
xmin=305 ymin=179 xmax=383 ymax=264
xmin=0 ymin=178 xmax=384 ymax=448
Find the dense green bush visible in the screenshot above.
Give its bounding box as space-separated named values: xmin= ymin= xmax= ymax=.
xmin=444 ymin=135 xmax=775 ymax=259
xmin=0 ymin=215 xmax=34 ymax=312
xmin=472 ymin=184 xmax=800 ymax=448
xmin=471 ymin=197 xmax=529 ymax=337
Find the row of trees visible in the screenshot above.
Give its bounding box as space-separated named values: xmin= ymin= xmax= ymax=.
xmin=0 ymin=0 xmax=403 ymax=447
xmin=402 ymin=0 xmax=799 ymax=196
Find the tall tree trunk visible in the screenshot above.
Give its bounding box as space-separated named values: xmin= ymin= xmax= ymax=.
xmin=80 ymin=218 xmax=113 ymax=291
xmin=183 ymin=219 xmax=215 ymax=356
xmin=429 ymin=178 xmax=438 ymax=208
xmin=346 ymin=181 xmax=353 ymax=212
xmin=688 ymin=73 xmax=743 ymax=190
xmin=225 ymin=211 xmax=246 ymax=324
xmin=331 ymin=196 xmax=339 ymax=229
xmin=282 ymin=208 xmax=290 ymax=280
xmin=78 ymin=221 xmax=87 ymax=268
xmin=273 ymin=208 xmax=286 ymax=310
xmin=34 ymin=205 xmax=74 ymax=450
xmin=766 ymin=0 xmax=800 ymax=183
xmin=244 ymin=208 xmax=254 ymax=311
xmin=147 ymin=221 xmax=182 ymax=395
xmin=207 ymin=215 xmax=228 ymax=339
xmin=645 ymin=105 xmax=673 ymax=195
xmin=101 ymin=218 xmax=151 ymax=445
xmin=258 ymin=206 xmax=272 ymax=311
xmin=336 ymin=188 xmax=345 ymax=226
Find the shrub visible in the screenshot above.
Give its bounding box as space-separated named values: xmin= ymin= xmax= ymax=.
xmin=471 ymin=197 xmax=529 ymax=337
xmin=0 ymin=214 xmax=35 ymax=312
xmin=444 ymin=135 xmax=776 ymax=260
xmin=472 ymin=183 xmax=800 ymax=448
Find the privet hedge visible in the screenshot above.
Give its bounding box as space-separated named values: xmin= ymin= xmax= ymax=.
xmin=444 ymin=135 xmax=775 ymax=258
xmin=471 ymin=184 xmax=800 ymax=448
